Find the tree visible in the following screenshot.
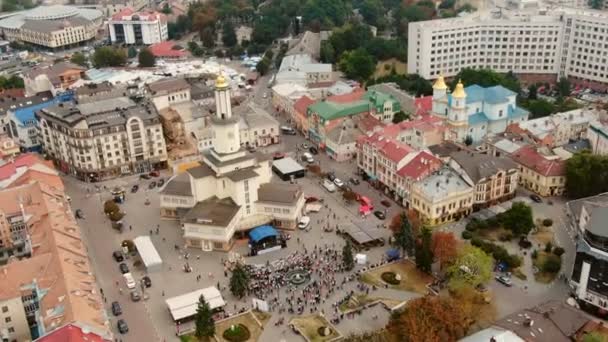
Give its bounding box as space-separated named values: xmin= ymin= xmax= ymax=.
xmin=368 ymin=74 xmax=432 ymax=97
xmin=449 ymin=68 xmax=521 ymax=93
xmin=439 ymin=0 xmax=456 ymax=8
xmin=342 ymin=240 xmax=355 ymax=271
xmin=188 ymin=41 xmax=204 ymax=57
xmin=447 ymin=245 xmax=493 ymax=290
xmin=222 ymin=21 xmax=237 ymax=47
xmin=566 ymin=151 xmax=608 ymax=199
xmin=127 ymin=46 xmax=137 ymax=59
xmin=104 ymin=200 xmax=120 ymax=215
xmin=194 ymin=295 xmax=215 ymax=339
xmin=386 ymin=296 xmax=469 ymax=341
xmin=523 ymin=98 xmax=555 ymax=118
xmin=0 ymin=75 xmax=24 ymax=89
xmin=392 ymin=110 xmax=409 ymax=123
xmin=342 ymin=190 xmax=358 ymax=202
xmin=464 ymin=135 xmax=473 ymax=146
xmin=392 ymin=212 xmax=415 ymax=257
xmin=556 ymin=76 xmax=572 ymax=98
xmin=431 ymin=231 xmax=458 ymax=269
xmin=229 ymin=264 xmax=250 ymax=298
xmin=320 ymin=41 xmax=335 ymax=64
xmin=588 ymin=0 xmax=603 ymax=8
xmin=528 ymin=84 xmax=538 ymax=100
xmin=338 ymin=48 xmax=376 ymax=82
xmin=256 ymin=57 xmax=271 ymax=75
xmin=161 ymin=3 xmax=172 ymax=14
xmin=92 ymin=47 xmax=127 ymax=68
xmin=138 ymin=48 xmax=156 ymax=67
xmin=70 ymin=52 xmax=88 ymax=67
xmin=415 ymin=227 xmax=434 ymax=273
xmin=499 ymin=202 xmax=534 ymax=236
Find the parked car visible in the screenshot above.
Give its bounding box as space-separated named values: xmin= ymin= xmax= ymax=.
xmin=326 ymin=172 xmax=336 ymax=181
xmin=323 ymin=179 xmax=336 ymax=192
xmin=139 ymin=174 xmax=150 ymax=180
xmin=301 ymin=143 xmax=309 ymax=149
xmin=349 ymin=177 xmax=360 ymax=185
xmin=130 ymin=290 xmax=141 ymax=302
xmin=309 ymin=146 xmax=318 ymax=155
xmin=111 ymin=301 xmax=122 ymax=316
xmin=380 ymin=200 xmax=392 ymax=207
xmin=495 ymin=275 xmax=513 ymax=287
xmin=148 ymin=182 xmax=156 ymax=189
xmin=302 ymin=152 xmax=314 ymax=163
xmin=529 ymin=194 xmax=542 ymax=203
xmin=142 ymin=276 xmax=152 ymax=288
xmin=131 ymin=185 xmax=139 ymax=193
xmin=280 ymin=126 xmax=297 ymax=135
xmin=149 ymin=171 xmax=160 ymax=177
xmin=112 ymin=251 xmax=124 ymax=262
xmin=119 ymin=262 xmax=129 ymax=274
xmin=124 ymin=273 xmax=136 ymax=289
xmin=298 ymin=216 xmax=311 ymax=229
xmin=158 ymin=178 xmax=165 ymax=187
xmin=333 ymin=178 xmax=344 ymax=188
xmin=374 ymin=211 xmax=386 ymax=220
xmin=117 ymin=319 xmax=129 ymax=334
xmin=273 ymin=152 xmax=286 ymax=160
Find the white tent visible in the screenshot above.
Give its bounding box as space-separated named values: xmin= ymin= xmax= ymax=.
xmin=355 ymin=253 xmax=367 ymax=265
xmin=133 ymin=235 xmax=162 ymax=272
xmin=165 ymin=287 xmax=226 ymax=321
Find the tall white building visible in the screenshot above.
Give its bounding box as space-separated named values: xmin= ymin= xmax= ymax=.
xmin=108 ymin=8 xmax=168 ymax=45
xmin=408 ymin=7 xmax=608 ymax=90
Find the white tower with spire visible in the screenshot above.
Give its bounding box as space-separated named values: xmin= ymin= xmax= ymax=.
xmin=432 ymin=74 xmax=448 ymax=117
xmin=211 ymin=72 xmax=241 ymax=154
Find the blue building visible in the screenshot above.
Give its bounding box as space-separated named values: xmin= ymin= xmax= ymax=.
xmin=431 ymin=76 xmax=529 ymax=143
xmin=6 ymin=91 xmax=73 ymax=152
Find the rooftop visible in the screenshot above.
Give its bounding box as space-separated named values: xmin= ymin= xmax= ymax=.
xmin=415 ymin=167 xmax=473 ymax=202
xmin=451 ymin=150 xmax=518 ymax=183
xmin=160 ymin=172 xmax=192 ymax=197
xmin=110 ymin=7 xmax=165 ymax=21
xmin=510 ymin=146 xmax=565 ymax=177
xmin=148 ymin=77 xmax=190 ymax=95
xmin=149 ymin=41 xmax=189 ymax=59
xmin=397 ymin=151 xmax=442 ymax=180
xmin=257 ymin=183 xmax=303 ymax=205
xmin=182 ymin=196 xmax=240 ymax=227
xmin=0 ymin=5 xmax=102 ymax=30
xmin=428 ymin=141 xmax=466 ymax=158
xmin=581 ymin=203 xmax=608 ymax=238
xmin=0 ymin=91 xmax=53 ymax=117
xmin=465 ymin=84 xmax=516 ymax=104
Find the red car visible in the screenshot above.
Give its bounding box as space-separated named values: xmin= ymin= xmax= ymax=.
xmin=149 ymin=171 xmax=160 ymax=177
xmin=273 ymin=152 xmax=286 ymax=160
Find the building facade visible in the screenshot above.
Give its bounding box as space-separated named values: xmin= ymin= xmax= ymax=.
xmin=408 ymin=7 xmax=608 ymax=90
xmin=517 ymin=108 xmax=598 ymax=147
xmin=37 ymin=97 xmax=167 ymax=181
xmin=24 ymin=62 xmax=86 ymax=97
xmin=586 ymin=120 xmax=608 ymax=155
xmin=108 ymin=8 xmax=168 ymax=45
xmin=510 ymin=146 xmax=566 ymax=196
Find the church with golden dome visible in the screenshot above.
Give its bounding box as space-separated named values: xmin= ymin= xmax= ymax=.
xmin=431 ymin=75 xmax=530 ymax=143
xmin=160 ymin=73 xmax=306 ymax=252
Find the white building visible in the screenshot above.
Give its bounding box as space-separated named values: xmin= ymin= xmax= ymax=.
xmin=37 ymin=97 xmax=168 ymax=181
xmin=588 ymin=120 xmax=608 ymax=155
xmin=160 ymin=74 xmax=306 ymax=252
xmin=277 ymin=54 xmax=333 ymax=86
xmin=108 ymin=8 xmax=168 ymax=45
xmin=239 ymin=105 xmax=280 ymax=148
xmin=408 ymin=7 xmax=608 ymax=90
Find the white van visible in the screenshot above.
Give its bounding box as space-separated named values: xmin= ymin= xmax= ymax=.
xmin=280 ymin=126 xmax=296 ymax=135
xmin=303 ymin=152 xmax=314 ymax=163
xmin=323 ymin=179 xmax=336 ymax=192
xmin=123 ymin=273 xmax=136 ymax=289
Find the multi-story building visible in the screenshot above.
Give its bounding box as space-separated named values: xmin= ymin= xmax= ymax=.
xmin=159 ymin=74 xmax=305 ymax=252
xmin=449 ymin=150 xmax=519 ymax=210
xmin=510 ymin=145 xmax=566 ymax=196
xmin=408 ymin=7 xmax=608 ymax=90
xmin=37 ymin=97 xmax=167 ymax=181
xmin=24 ymin=62 xmax=86 ymax=97
xmin=292 ymin=95 xmax=315 ymax=135
xmin=385 ymin=114 xmax=446 ymax=150
xmin=431 ymin=76 xmax=529 ymax=143
xmin=277 ymin=54 xmax=333 ymax=86
xmin=147 ymin=78 xmax=191 ymax=111
xmin=586 ymin=119 xmax=608 ymax=156
xmin=0 ymin=5 xmax=102 ymax=50
xmin=239 ymin=105 xmax=280 ymax=148
xmin=516 ymin=108 xmax=598 ymax=147
xmin=567 ymin=193 xmax=608 ymax=312
xmin=410 ymin=166 xmax=475 ymax=226
xmin=108 ymin=8 xmax=168 ymax=45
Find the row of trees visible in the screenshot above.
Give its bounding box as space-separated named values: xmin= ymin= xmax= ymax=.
xmin=90 ymin=47 xmax=156 ymax=68
xmin=0 ymin=75 xmax=24 ymax=90
xmin=566 ymin=151 xmax=608 ymax=199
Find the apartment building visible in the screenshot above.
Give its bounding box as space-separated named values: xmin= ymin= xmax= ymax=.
xmin=0 ymin=5 xmax=102 ymax=50
xmin=510 ymin=145 xmax=566 ymax=196
xmin=449 ymin=150 xmax=519 ymax=210
xmin=277 ymin=54 xmax=333 ymax=86
xmin=37 ymin=97 xmax=167 ymax=181
xmin=108 ymin=8 xmax=168 ymax=45
xmin=147 ymin=78 xmax=191 ymax=111
xmin=408 ymin=7 xmax=608 ymax=90
xmin=410 ymin=166 xmax=475 ymax=226
xmin=24 ymin=62 xmax=86 ymax=96
xmin=517 ymin=108 xmax=598 ymax=147
xmin=588 ymin=119 xmax=608 ymax=155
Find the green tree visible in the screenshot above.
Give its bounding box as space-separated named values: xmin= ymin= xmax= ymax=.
xmin=528 ymin=84 xmax=538 ymax=100
xmin=222 ymin=21 xmax=237 ymax=47
xmin=127 ymin=46 xmax=137 ymax=59
xmin=188 ymin=41 xmax=204 ymax=57
xmin=439 ymin=0 xmax=456 ymax=8
xmin=70 ymin=52 xmax=88 ymax=67
xmin=588 ymin=0 xmax=603 ymax=9
xmin=368 ymin=74 xmax=433 ymax=96
xmin=393 ymin=212 xmax=415 ymax=257
xmin=200 ymin=27 xmax=216 ymax=48
xmin=229 ymin=264 xmax=250 ymax=298
xmin=450 ymin=68 xmax=521 ymax=93
xmin=524 ymin=99 xmax=555 ymax=118
xmin=92 ymin=47 xmax=127 ymax=68
xmin=415 ymin=227 xmax=434 ymax=273
xmin=0 ymin=75 xmax=25 ymax=89
xmin=104 ymin=199 xmax=120 ymax=215
xmin=500 ymin=202 xmax=534 ymax=236
xmin=358 ymin=0 xmax=385 ymax=28
xmin=566 ymin=151 xmax=608 ymax=199
xmin=161 ymin=3 xmax=172 ymax=14
xmin=447 ymin=245 xmax=493 ymax=290
xmin=392 ymin=110 xmax=409 ymax=123
xmin=338 ymin=48 xmax=376 ymax=82
xmin=320 ymin=41 xmax=336 ymax=64
xmin=138 ymin=48 xmax=156 ymax=67
xmin=256 ymin=56 xmax=271 ymax=75
xmin=556 ymin=76 xmax=572 ymax=98
xmin=194 ymin=295 xmax=215 ymax=339
xmin=342 ymin=240 xmax=355 ymax=270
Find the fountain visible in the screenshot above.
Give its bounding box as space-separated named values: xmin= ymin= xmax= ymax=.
xmin=286 ymin=269 xmax=310 ymax=286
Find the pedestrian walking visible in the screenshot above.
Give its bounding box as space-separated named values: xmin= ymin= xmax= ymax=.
xmin=129 ymin=225 xmax=132 ymax=231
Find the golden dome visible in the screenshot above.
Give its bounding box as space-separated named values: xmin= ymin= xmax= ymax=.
xmin=215 ymin=71 xmax=228 ymax=89
xmin=433 ymin=74 xmax=448 ymax=90
xmin=452 ymin=79 xmax=467 ymax=98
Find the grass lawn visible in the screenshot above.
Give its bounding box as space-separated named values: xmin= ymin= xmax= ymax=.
xmin=290 ymin=314 xmax=342 ymax=342
xmin=214 ymin=310 xmax=268 ymax=342
xmin=373 ymin=58 xmax=407 ymax=78
xmin=360 ymin=261 xmax=434 ymax=294
xmin=533 ymin=251 xmax=560 ymax=284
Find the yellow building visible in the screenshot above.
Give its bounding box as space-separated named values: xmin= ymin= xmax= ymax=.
xmin=511 ymin=146 xmax=566 ymax=197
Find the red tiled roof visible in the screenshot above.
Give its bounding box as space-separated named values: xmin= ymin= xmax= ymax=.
xmin=0 ymin=153 xmax=52 ymax=180
xmin=511 ymin=146 xmax=566 ymax=177
xmin=149 ymin=41 xmax=189 ymax=58
xmin=36 ymin=323 xmax=110 ymax=342
xmin=326 ymin=89 xmax=365 ymax=104
xmin=111 ymin=7 xmax=134 ymax=19
xmin=294 ymin=95 xmax=315 ymax=114
xmin=397 ymin=151 xmax=442 ymax=179
xmin=414 ymin=95 xmax=433 ymax=116
xmin=112 ymin=8 xmax=165 ymax=21
xmin=355 ymin=113 xmax=383 ymax=133
xmin=381 ymin=139 xmax=413 ymax=162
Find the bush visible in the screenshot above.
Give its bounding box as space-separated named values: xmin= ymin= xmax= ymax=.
xmin=122 ymin=240 xmax=136 ymax=252
xmin=109 ymin=211 xmax=125 ymax=222
xmin=545 ymin=242 xmax=553 ymax=253
xmin=542 ymin=218 xmax=553 ymax=227
xmin=462 ymin=230 xmax=473 ymax=239
xmin=553 ymin=247 xmax=565 ymax=257
xmin=381 ymin=272 xmax=400 ymax=285
xmin=542 ymin=255 xmax=562 ymax=273
xmin=532 ymin=250 xmax=538 ymax=259
xmin=499 ymin=231 xmax=514 ymax=241
xmin=104 ymin=200 xmax=119 ymax=215
xmin=506 ymin=255 xmax=522 ymax=268
xmin=470 ymin=237 xmax=483 ymax=247
xmin=519 ymin=237 xmax=532 ymax=249
xmin=222 ymin=324 xmax=251 ymax=342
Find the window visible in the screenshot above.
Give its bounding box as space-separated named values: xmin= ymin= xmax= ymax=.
xmin=8 ymin=327 xmax=14 ymax=333
xmin=5 ymin=317 xmax=10 ymax=323
xmin=2 ymin=306 xmax=8 ymax=313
